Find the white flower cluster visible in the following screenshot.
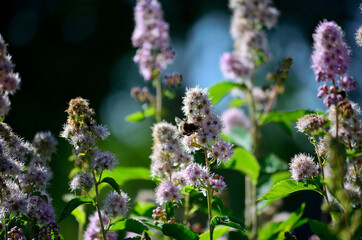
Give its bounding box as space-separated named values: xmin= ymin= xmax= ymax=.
xmin=289 ymin=153 xmax=319 ymax=182
xmin=103 ymin=191 xmax=130 ymax=218
xmin=328 ymin=101 xmax=362 ymax=147
xmin=0 ymin=122 xmax=57 ymax=224
xmin=296 ymin=114 xmax=328 ymax=134
xmin=220 ymin=0 xmax=279 ymax=82
xmin=0 ymin=35 xmax=21 ymax=117
xmin=150 ymin=121 xmax=192 ymax=205
xmin=60 ymin=98 xmax=120 ymax=193
xmin=181 ymin=87 xmax=233 ymax=164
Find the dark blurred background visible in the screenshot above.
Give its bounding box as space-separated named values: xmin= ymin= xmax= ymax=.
xmin=0 ymin=0 xmax=361 ymax=239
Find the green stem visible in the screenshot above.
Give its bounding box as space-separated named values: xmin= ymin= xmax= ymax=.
xmin=155 ymin=77 xmax=162 ymax=122
xmin=331 ymin=80 xmax=339 ymax=140
xmin=183 ymin=194 xmax=190 ymax=226
xmin=92 ymin=171 xmax=108 ymax=240
xmin=312 ymin=136 xmax=331 ymax=209
xmin=204 ymin=149 xmax=213 ymax=240
xmin=78 ymin=205 xmax=84 ymax=240
xmin=248 ymin=78 xmax=258 ymax=240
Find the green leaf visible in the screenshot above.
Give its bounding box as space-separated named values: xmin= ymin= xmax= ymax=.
xmin=102 ymin=167 xmax=151 ymax=186
xmin=209 ymin=81 xmax=247 ymax=105
xmin=258 ymin=179 xmax=322 ymax=201
xmin=210 ymin=216 xmax=246 ymax=232
xmin=132 ymin=202 xmax=156 ymax=218
xmin=100 ymin=177 xmax=120 ymax=193
xmin=258 ymin=204 xmax=306 ymax=240
xmin=260 ymin=154 xmax=287 ymax=173
xmin=183 ymin=185 xmax=197 ymax=194
xmin=199 ymin=226 xmax=231 ymax=240
xmin=276 ymin=121 xmax=294 ymax=137
xmin=161 ymin=223 xmax=199 ymax=240
xmin=166 ymin=201 xmax=175 ymax=220
xmin=140 ymin=219 xmax=162 ymax=231
xmin=59 ymin=197 xmax=94 ymax=223
xmin=258 ymin=222 xmax=280 ymax=240
xmin=212 ymin=196 xmax=233 ymax=217
xmin=228 ymin=98 xmax=248 ymax=108
xmin=144 ymin=107 xmax=156 ymax=118
xmin=260 ymin=109 xmax=315 ymax=125
xmin=163 ymin=90 xmax=176 ymax=99
xmin=270 ymin=171 xmax=292 ymax=184
xmin=226 ymin=147 xmax=260 ymax=183
xmin=71 ymin=207 xmax=86 ymax=225
xmin=277 ymin=203 xmax=306 ymax=232
xmin=309 ymin=220 xmax=337 ymax=240
xmin=346 ymin=150 xmax=362 ymax=158
xmin=110 ymin=219 xmax=148 ymax=234
xmin=225 ymin=127 xmax=252 ymax=152
xmin=125 ymin=111 xmax=145 ymax=122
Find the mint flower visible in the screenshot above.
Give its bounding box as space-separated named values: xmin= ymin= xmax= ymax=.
xmin=0 ymin=35 xmax=21 ymax=117
xmin=289 ymin=153 xmax=319 ymax=182
xmin=103 ymin=191 xmax=130 ymax=218
xmin=155 ymin=181 xmax=183 ymax=205
xmin=132 ymin=0 xmax=175 ymax=80
xmin=312 ymin=21 xmax=350 ymax=82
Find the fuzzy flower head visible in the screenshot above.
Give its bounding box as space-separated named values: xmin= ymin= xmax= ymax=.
xmin=70 ymin=172 xmax=94 ymax=191
xmin=0 ymin=94 xmax=10 ymax=116
xmin=103 ymin=191 xmax=130 ymax=218
xmin=356 ymin=26 xmax=362 ymax=47
xmin=60 ymin=98 xmax=110 ymax=153
xmin=21 ymin=165 xmax=52 ymax=191
xmin=27 ymin=196 xmax=56 ymax=224
xmin=289 ymin=153 xmax=319 ymax=182
xmin=222 ymin=108 xmax=251 ymax=134
xmin=1 ymin=187 xmax=27 ymax=216
xmin=229 ymin=0 xmax=279 ymax=31
xmin=132 ymin=0 xmax=169 ymax=49
xmin=182 ymin=87 xmax=222 ymax=147
xmin=209 ymin=174 xmax=227 ymax=194
xmin=220 ymin=52 xmax=252 ymax=81
xmin=84 ymin=211 xmax=117 ymax=240
xmin=312 ymin=21 xmax=350 ymax=82
xmin=32 ymin=131 xmax=57 ymax=158
xmin=131 ymin=0 xmax=175 ymax=80
xmin=163 ymin=72 xmax=183 ymax=88
xmin=183 ymin=163 xmax=209 ymax=188
xmin=0 ymin=34 xmax=21 ymax=117
xmin=296 ymin=114 xmax=328 ymax=134
xmin=207 ymin=140 xmax=234 ymax=164
xmin=155 ymin=181 xmax=183 ymax=205
xmin=91 ymin=150 xmax=118 ymax=172
xmin=181 ymin=87 xmax=233 ymax=162
xmin=150 ymin=121 xmax=193 ymax=180
xmin=7 ymin=226 xmax=26 ymax=240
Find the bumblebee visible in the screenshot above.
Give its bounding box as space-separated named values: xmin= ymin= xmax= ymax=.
xmin=175 ymin=117 xmax=199 ymax=136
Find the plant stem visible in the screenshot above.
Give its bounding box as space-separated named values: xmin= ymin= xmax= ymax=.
xmin=263 ymin=84 xmax=278 ymax=117
xmin=92 ymin=171 xmax=108 ymax=240
xmin=251 ymin=180 xmax=257 ymax=239
xmin=332 ymin=80 xmax=339 ymax=140
xmin=248 ymin=78 xmax=259 ymax=240
xmin=244 ymin=177 xmax=251 ymax=227
xmin=78 ymin=205 xmax=84 ymax=240
xmin=155 ymin=77 xmax=162 ymax=122
xmin=183 ymin=193 xmax=190 ymax=226
xmin=312 ymin=136 xmax=331 ymax=208
xmin=204 ymin=149 xmax=213 ymax=240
